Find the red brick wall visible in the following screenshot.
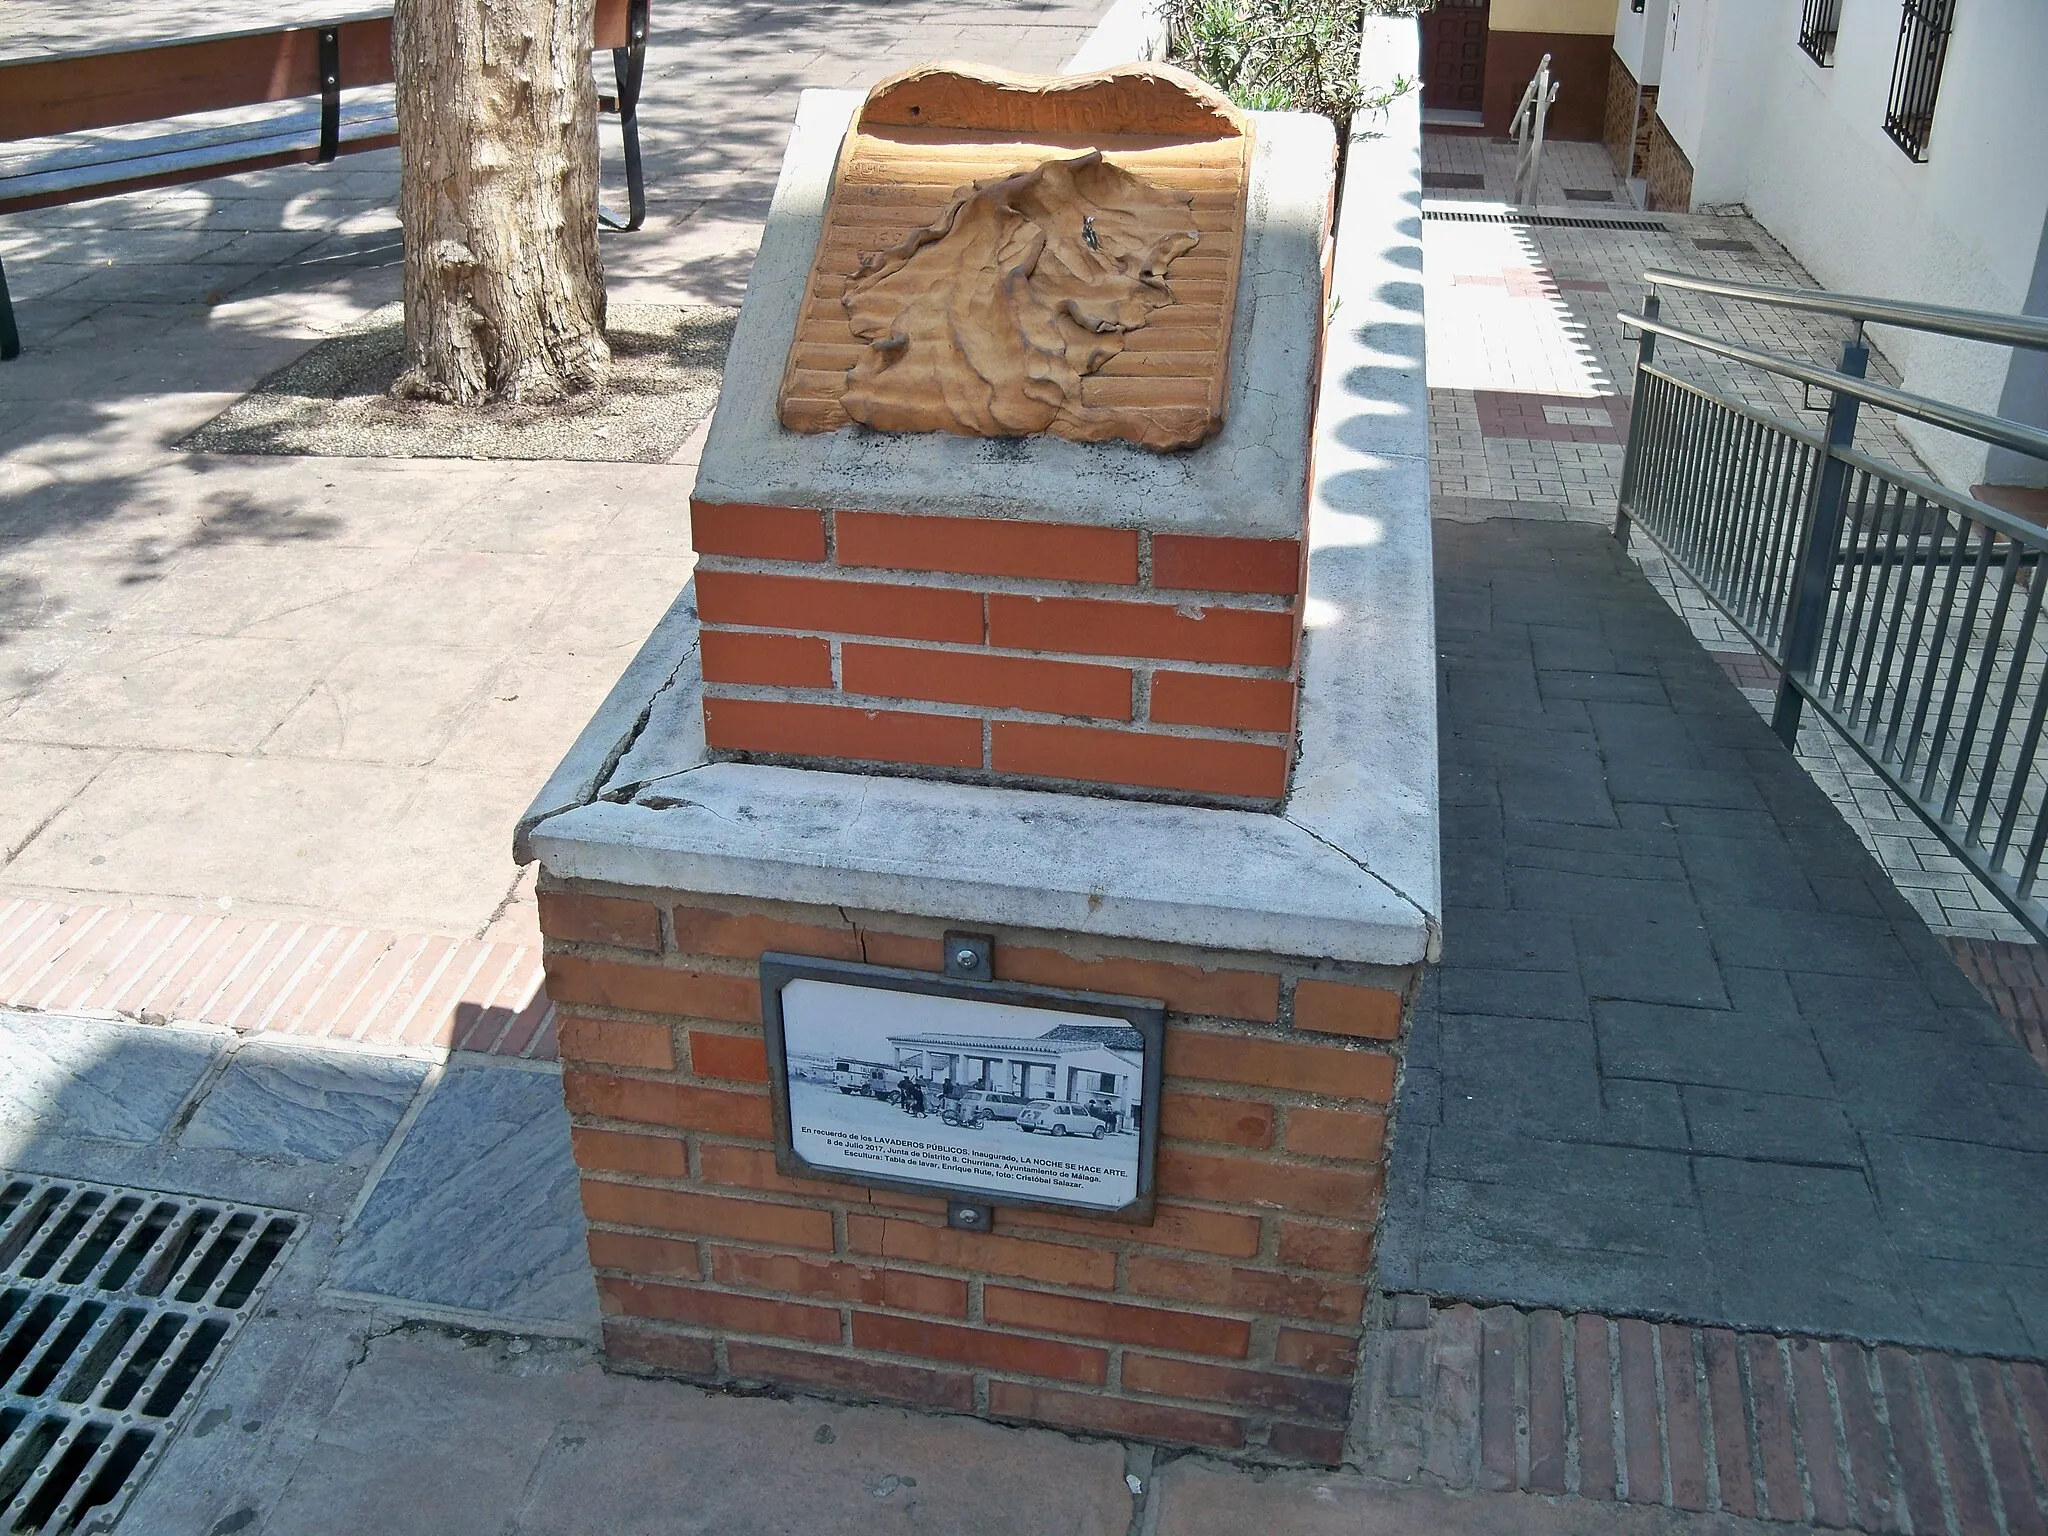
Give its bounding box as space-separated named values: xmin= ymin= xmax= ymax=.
xmin=690 ymin=499 xmax=1306 ymax=809
xmin=1641 ymin=110 xmax=1694 ymax=214
xmin=1602 ymin=51 xmax=1662 ymax=188
xmin=1481 ymin=31 xmax=1612 ymax=142
xmin=538 ymin=883 xmax=1416 ymax=1464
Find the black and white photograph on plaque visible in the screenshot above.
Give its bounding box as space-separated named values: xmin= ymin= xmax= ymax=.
xmin=765 ymin=964 xmax=1159 ymax=1214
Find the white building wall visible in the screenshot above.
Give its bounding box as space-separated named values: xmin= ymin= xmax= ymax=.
xmin=1648 ymin=0 xmax=2048 ymax=490
xmin=1611 ymin=0 xmax=1670 ymax=87
xmin=1652 ymin=0 xmax=1769 ymax=206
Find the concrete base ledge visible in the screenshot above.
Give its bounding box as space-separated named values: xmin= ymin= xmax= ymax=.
xmin=532 ymin=754 xmax=1428 ymax=967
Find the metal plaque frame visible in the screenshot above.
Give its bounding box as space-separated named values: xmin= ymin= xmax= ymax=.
xmin=759 ymin=952 xmax=1165 ymax=1222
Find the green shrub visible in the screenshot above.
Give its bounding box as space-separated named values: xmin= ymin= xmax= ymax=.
xmin=1162 ymin=0 xmax=1419 ymax=135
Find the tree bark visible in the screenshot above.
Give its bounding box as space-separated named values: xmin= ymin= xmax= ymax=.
xmin=392 ymin=0 xmax=610 ymax=404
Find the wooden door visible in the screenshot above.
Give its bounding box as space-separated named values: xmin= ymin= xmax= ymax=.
xmin=1421 ymin=0 xmax=1489 ymax=114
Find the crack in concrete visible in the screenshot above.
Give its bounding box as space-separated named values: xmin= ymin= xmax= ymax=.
xmin=592 ymin=636 xmax=699 ymax=803
xmin=516 ymin=637 xmax=698 ymax=856
xmin=0 ymin=752 xmax=119 ymax=872
xmin=1284 ymin=812 xmax=1438 ymax=952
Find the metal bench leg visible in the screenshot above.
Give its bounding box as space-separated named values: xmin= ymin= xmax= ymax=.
xmin=602 ymin=0 xmax=648 ymax=233
xmin=0 ymin=251 xmax=19 ymax=361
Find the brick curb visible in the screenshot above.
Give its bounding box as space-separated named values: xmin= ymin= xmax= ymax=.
xmin=1361 ymin=1295 xmax=2048 ymax=1534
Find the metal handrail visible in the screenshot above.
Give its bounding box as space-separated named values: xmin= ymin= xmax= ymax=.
xmin=1619 ymin=310 xmax=2048 ymax=467
xmin=1641 ymin=269 xmax=2048 ymax=352
xmin=1616 ymin=271 xmax=2048 ymax=940
xmin=1507 ymin=54 xmax=1558 ymax=207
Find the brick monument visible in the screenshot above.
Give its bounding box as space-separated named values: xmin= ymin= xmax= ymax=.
xmin=517 ymin=59 xmax=1440 ymax=1465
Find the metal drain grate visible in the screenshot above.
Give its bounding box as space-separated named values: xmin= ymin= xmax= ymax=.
xmin=1421 ymin=208 xmax=1669 ymax=232
xmin=0 ymin=1175 xmax=300 ymax=1535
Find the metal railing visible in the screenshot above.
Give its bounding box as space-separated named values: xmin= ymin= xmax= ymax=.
xmin=1884 ymin=0 xmax=1956 ymax=161
xmin=1799 ymin=0 xmax=1841 ymax=67
xmin=1507 ymin=53 xmax=1559 ymax=207
xmin=1616 ymin=270 xmax=2048 ymax=937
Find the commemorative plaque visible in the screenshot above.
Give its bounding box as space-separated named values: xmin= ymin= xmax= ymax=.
xmin=759 ymin=953 xmax=1164 ymax=1221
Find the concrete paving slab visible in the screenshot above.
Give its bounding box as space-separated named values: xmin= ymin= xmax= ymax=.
xmin=432 ymin=648 xmax=649 ymax=787
xmin=252 ymin=1327 xmax=1134 ymax=1536
xmin=1387 ymin=519 xmax=2048 ymax=1359
xmin=329 ymin=767 xmax=565 ymax=933
xmin=530 ymin=553 xmax=701 ymax=655
xmin=231 ymin=549 xmax=564 ymax=651
xmin=0 ymin=742 xmax=115 ymax=855
xmin=3 ymin=753 xmax=444 ymax=919
xmin=104 ymin=544 xmax=426 ymax=639
xmin=4 ymin=634 xmax=340 ymax=752
xmin=0 ymin=0 xmax=1110 ymax=941
xmin=115 ymin=1300 xmax=369 ymax=1536
xmin=262 ymin=644 xmax=506 ymax=765
xmin=327 ymin=1061 xmax=598 ymax=1329
xmin=0 ymin=1009 xmax=220 ymax=1148
xmin=179 ymin=1040 xmax=428 ymax=1165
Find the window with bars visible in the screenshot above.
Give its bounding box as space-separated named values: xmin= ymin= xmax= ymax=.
xmin=1884 ymin=0 xmax=1956 ymax=161
xmin=1798 ymin=0 xmax=1841 ymax=65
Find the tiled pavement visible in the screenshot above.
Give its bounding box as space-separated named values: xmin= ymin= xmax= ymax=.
xmin=1381 ymin=520 xmax=2048 ymax=1362
xmin=1422 ymin=135 xmax=1634 ymax=210
xmin=1 ymin=46 xmax=2044 ymax=1532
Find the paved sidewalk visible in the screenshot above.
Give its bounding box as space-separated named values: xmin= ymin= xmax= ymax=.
xmin=0 ymin=0 xmax=1107 ymax=954
xmin=1420 ymin=187 xmax=2033 ymax=945
xmin=2 ymin=1007 xmax=1793 ymax=1536
xmin=1422 ymin=136 xmax=1632 ymax=208
xmin=1380 ymin=519 xmax=2048 ymax=1361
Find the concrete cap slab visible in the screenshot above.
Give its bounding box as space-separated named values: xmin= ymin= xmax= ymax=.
xmin=532 ymin=761 xmax=1430 ymax=964
xmin=519 ymin=25 xmax=1439 ymax=968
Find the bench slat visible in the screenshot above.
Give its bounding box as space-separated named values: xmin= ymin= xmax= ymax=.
xmin=0 ymin=109 xmax=399 ymax=206
xmin=1 ymin=0 xmax=635 ymax=142
xmin=0 ymin=20 xmax=388 ymax=141
xmin=1 ymin=98 xmax=395 ymax=181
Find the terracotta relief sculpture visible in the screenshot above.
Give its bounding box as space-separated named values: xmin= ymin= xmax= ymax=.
xmin=838 ymin=151 xmax=1199 ymax=441
xmin=777 ymin=63 xmax=1253 ymax=453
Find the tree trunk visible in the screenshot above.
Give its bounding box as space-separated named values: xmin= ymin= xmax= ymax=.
xmin=392 ymin=0 xmax=610 ymax=404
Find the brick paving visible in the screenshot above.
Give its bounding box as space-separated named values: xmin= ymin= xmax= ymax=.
xmin=1947 ymin=937 xmax=2048 ymax=1075
xmin=1381 ymin=519 xmax=2048 ymax=1361
xmin=1360 ymin=1295 xmax=2048 ymax=1534
xmin=0 ymin=894 xmax=556 ymax=1057
xmin=1472 ymin=387 xmax=1631 ymax=445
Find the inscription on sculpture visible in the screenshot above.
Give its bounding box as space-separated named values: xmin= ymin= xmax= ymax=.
xmin=837 ymin=152 xmax=1199 ymax=441
xmin=777 ymin=63 xmax=1253 ymax=453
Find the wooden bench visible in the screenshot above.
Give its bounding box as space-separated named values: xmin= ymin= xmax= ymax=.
xmin=0 ymin=0 xmax=650 ymax=360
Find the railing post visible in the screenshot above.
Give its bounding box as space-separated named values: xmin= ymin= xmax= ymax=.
xmin=1771 ymin=332 xmax=1868 ymax=747
xmin=1613 ymin=290 xmax=1659 ymax=547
